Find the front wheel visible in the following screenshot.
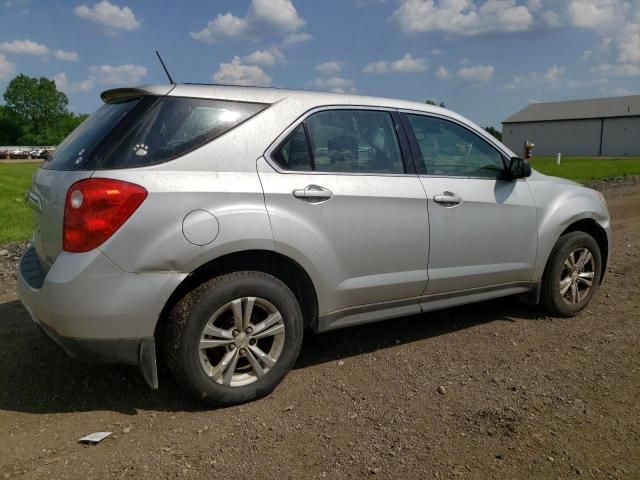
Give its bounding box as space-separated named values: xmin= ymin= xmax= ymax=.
xmin=540 ymin=231 xmax=602 ymax=317
xmin=164 ymin=271 xmax=304 ymax=406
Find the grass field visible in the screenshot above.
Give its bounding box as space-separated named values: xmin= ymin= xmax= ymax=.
xmin=1 ymin=157 xmax=640 ymax=245
xmin=0 ymin=162 xmax=39 ymax=245
xmin=530 ymin=156 xmax=640 ymax=183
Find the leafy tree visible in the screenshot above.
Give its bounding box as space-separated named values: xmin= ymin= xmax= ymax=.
xmin=3 ymin=74 xmax=69 ymax=145
xmin=0 ymin=105 xmax=21 ymax=145
xmin=484 ymin=126 xmax=502 ymax=141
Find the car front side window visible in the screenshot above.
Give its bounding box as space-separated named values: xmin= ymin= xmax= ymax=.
xmin=407 ymin=114 xmax=505 ymax=178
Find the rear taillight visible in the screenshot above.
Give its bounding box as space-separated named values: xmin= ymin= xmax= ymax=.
xmin=63 ymin=178 xmax=147 ymax=252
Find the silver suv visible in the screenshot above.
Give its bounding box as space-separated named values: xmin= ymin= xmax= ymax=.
xmin=18 ymin=84 xmax=611 ymax=405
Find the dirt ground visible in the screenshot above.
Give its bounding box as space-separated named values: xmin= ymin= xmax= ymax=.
xmin=1 ymin=180 xmax=639 ymax=480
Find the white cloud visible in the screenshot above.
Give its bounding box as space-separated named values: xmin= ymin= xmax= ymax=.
xmin=362 ymin=60 xmax=388 ymax=74
xmin=568 ymin=1 xmax=640 ymax=79
xmin=53 ymin=49 xmax=79 ymax=62
xmin=543 ymin=10 xmax=561 ymax=27
xmin=53 ymin=72 xmax=95 ymax=93
xmin=566 ymin=77 xmax=609 ymax=88
xmin=458 ymin=64 xmax=495 ymax=83
xmin=503 ymin=64 xmax=565 ymax=89
xmin=526 ymin=0 xmax=542 ymax=10
xmin=616 ymin=23 xmax=640 ymax=64
xmin=282 ymin=32 xmax=312 ymax=45
xmin=309 ymin=77 xmax=356 ymax=94
xmin=0 ymin=39 xmax=48 ymax=56
xmin=191 ymin=0 xmax=305 ymax=43
xmin=89 ymin=64 xmax=147 ymax=84
xmin=363 ymin=53 xmax=427 ymax=74
xmin=609 ymin=87 xmax=636 ymax=95
xmin=390 ymin=0 xmax=533 ymax=36
xmin=568 ymin=0 xmax=625 ymax=30
xmin=315 ymin=61 xmax=342 ymax=75
xmin=542 ymin=64 xmax=565 ymax=87
xmin=430 ymin=48 xmax=443 ymax=56
xmin=593 ymin=63 xmax=640 ymax=76
xmin=212 ymin=56 xmax=272 ymax=86
xmin=580 ymin=50 xmax=593 ymax=62
xmin=0 ymin=53 xmax=16 ymax=79
xmin=435 ymin=65 xmax=451 ymax=80
xmin=243 ymin=47 xmax=285 ymax=66
xmin=74 ymin=1 xmax=141 ymax=31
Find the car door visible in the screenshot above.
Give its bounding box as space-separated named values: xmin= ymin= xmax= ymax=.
xmin=400 ymin=112 xmax=538 ymax=298
xmin=257 ymin=107 xmax=430 ymax=329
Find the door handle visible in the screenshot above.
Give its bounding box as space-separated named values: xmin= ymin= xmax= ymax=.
xmin=433 ymin=191 xmax=462 ymax=206
xmin=292 ymin=185 xmax=333 ymax=202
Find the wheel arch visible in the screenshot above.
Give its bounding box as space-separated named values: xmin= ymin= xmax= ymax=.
xmin=155 ymin=249 xmax=319 ymax=345
xmin=560 ymin=218 xmax=609 ymax=283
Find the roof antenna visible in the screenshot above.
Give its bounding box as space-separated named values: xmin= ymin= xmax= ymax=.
xmin=155 ymin=50 xmax=175 ymax=85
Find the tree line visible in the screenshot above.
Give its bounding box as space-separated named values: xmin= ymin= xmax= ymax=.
xmin=0 ymin=74 xmax=88 ymax=146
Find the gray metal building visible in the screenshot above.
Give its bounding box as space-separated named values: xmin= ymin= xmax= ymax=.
xmin=502 ymin=95 xmax=640 ymax=157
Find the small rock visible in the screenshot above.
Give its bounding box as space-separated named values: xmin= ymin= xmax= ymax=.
xmin=284 ymin=405 xmax=294 ymax=412
xmin=436 ymin=385 xmax=446 ymax=395
xmin=337 ymin=360 xmax=345 ymax=366
xmin=547 ymin=456 xmax=554 ymax=462
xmin=122 ymin=427 xmax=131 ymax=434
xmin=369 ymin=467 xmax=379 ymax=475
xmin=495 ymin=453 xmax=503 ymax=459
xmin=0 ymin=249 xmax=8 ymax=256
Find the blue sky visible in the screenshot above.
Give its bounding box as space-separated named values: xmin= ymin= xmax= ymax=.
xmin=0 ymin=0 xmax=639 ymax=128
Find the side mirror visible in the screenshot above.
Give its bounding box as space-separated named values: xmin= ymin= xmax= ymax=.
xmin=508 ymin=156 xmax=532 ymax=180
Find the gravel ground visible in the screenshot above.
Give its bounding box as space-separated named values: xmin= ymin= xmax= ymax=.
xmin=0 ymin=179 xmax=638 ymax=479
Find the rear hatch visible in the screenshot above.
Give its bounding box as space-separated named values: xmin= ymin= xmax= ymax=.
xmin=29 ymin=90 xmax=148 ymax=270
xmin=28 ymin=85 xmax=268 ymax=270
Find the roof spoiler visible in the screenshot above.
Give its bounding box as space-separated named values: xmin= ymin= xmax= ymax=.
xmin=100 ymin=85 xmax=176 ymax=103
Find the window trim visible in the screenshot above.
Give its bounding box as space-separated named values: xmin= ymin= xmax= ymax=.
xmin=265 ymin=105 xmax=413 ymax=177
xmin=399 ymin=110 xmax=512 ymax=180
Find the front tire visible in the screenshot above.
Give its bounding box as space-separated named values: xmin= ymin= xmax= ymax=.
xmin=164 ymin=271 xmax=304 ymax=406
xmin=540 ymin=231 xmax=602 ymax=317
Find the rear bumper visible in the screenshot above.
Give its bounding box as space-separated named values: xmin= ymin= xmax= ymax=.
xmin=34 ymin=318 xmax=159 ymax=388
xmin=17 ymin=246 xmax=187 ymax=388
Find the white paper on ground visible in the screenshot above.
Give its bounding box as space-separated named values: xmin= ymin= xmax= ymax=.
xmin=78 ymin=432 xmax=112 ymax=444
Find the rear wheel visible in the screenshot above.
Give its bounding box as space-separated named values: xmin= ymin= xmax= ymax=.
xmin=164 ymin=271 xmax=303 ymax=405
xmin=540 ymin=231 xmax=602 ymax=317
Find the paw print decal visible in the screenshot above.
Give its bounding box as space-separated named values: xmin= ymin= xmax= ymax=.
xmin=133 ymin=144 xmax=149 ymax=156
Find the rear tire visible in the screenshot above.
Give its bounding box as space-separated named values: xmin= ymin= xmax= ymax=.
xmin=540 ymin=231 xmax=602 ymax=317
xmin=164 ymin=271 xmax=303 ymax=406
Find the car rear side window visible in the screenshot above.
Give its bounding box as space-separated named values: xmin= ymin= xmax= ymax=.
xmin=44 ymin=96 xmax=268 ymax=170
xmin=271 ymin=109 xmax=405 ymax=174
xmin=273 ymin=124 xmax=314 ymax=171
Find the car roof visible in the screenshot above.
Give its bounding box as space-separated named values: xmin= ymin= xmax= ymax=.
xmin=99 ymin=83 xmax=516 ymax=158
xmin=101 ymin=83 xmax=450 ymax=116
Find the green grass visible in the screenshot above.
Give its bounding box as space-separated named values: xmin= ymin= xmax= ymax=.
xmin=0 ymin=157 xmax=639 ymax=245
xmin=530 ymin=156 xmax=640 ymax=183
xmin=0 ymin=162 xmax=40 ymax=244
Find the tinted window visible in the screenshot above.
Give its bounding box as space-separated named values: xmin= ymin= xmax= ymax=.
xmin=272 ymin=124 xmax=313 ymax=171
xmin=44 ymin=96 xmax=267 ymax=170
xmin=407 ymin=114 xmax=505 ymax=178
xmin=44 ymin=97 xmax=141 ymax=170
xmin=306 ymin=110 xmax=404 ymax=174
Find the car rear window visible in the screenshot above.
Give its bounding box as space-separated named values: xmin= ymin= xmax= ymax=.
xmin=43 ymin=96 xmax=268 ymax=170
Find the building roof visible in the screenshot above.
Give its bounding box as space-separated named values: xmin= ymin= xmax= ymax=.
xmin=503 ymin=95 xmax=640 ymax=123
